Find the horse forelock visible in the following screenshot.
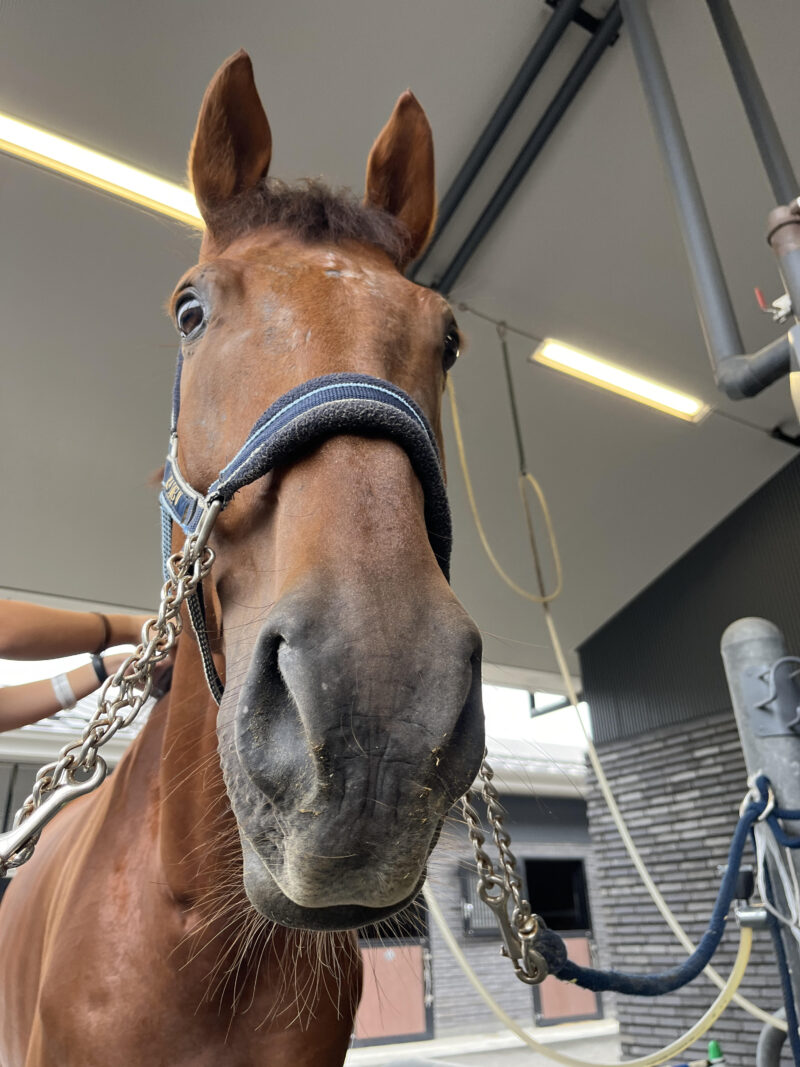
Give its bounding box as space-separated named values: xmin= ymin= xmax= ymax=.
xmin=202 ymin=177 xmax=412 ymax=266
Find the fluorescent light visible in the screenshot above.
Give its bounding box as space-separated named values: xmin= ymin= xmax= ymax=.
xmin=0 ymin=112 xmax=203 ymax=228
xmin=531 ymin=339 xmax=710 ymax=423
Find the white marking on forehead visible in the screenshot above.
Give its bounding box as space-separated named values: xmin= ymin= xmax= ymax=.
xmin=317 ymin=252 xmax=379 ymax=283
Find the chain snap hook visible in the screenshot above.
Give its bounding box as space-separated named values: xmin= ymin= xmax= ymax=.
xmin=462 ymin=756 xmax=551 ymax=985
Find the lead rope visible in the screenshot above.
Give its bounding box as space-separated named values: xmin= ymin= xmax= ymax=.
xmin=0 ymin=503 xmax=220 ymax=875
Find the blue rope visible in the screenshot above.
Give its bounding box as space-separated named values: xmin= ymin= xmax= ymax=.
xmin=534 ymin=789 xmax=767 ymax=995
xmin=762 ymin=863 xmax=800 ymax=1066
xmin=747 ymin=773 xmax=800 ymax=849
xmin=766 ymin=811 xmax=800 ymax=849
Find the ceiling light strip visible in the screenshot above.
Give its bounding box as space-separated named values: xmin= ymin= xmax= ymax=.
xmin=532 ymin=339 xmax=710 ymax=423
xmin=0 ymin=112 xmax=203 ymax=228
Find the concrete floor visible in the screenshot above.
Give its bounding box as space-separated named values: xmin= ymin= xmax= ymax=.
xmin=345 ymin=1020 xmax=621 ymax=1067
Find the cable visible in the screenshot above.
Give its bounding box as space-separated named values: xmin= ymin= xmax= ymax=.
xmin=454 ymin=301 xmax=796 ymax=448
xmin=447 ymin=362 xmax=787 ymax=1032
xmin=423 ymin=882 xmax=752 ymax=1067
xmin=447 ymin=380 xmax=562 ymax=603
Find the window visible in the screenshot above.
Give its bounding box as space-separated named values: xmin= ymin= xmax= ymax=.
xmin=525 ymin=858 xmax=591 ymax=931
xmin=459 ymin=864 xmax=502 ymax=937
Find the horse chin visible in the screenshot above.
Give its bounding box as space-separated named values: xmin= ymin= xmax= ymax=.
xmin=238 ymin=832 xmax=425 ymax=931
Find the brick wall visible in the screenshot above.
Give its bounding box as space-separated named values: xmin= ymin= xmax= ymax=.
xmin=586 ymin=710 xmax=785 ymax=1064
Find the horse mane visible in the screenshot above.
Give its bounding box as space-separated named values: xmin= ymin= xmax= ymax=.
xmin=203 ymin=177 xmax=412 ymax=266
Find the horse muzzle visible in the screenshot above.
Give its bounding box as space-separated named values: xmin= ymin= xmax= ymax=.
xmin=217 ymin=584 xmax=484 ymax=928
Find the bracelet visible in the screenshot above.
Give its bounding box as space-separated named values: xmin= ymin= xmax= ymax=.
xmin=91 ymin=654 xmax=108 ymax=686
xmin=92 ymin=612 xmax=111 ymax=654
xmin=51 ymin=673 xmax=77 ymax=711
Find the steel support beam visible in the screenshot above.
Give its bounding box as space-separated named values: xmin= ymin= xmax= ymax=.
xmin=619 ymin=0 xmax=792 ymax=400
xmin=707 ymin=0 xmax=798 ymax=206
xmin=433 ymin=2 xmax=621 ymax=295
xmin=412 ymin=0 xmax=584 ymax=279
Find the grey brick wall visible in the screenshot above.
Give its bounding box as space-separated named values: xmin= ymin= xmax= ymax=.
xmin=586 ymin=710 xmax=786 ymax=1064
xmin=425 ymin=793 xmax=610 ymax=1036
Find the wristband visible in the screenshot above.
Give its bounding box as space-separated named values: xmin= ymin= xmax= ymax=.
xmin=92 ymin=612 xmax=111 ymax=654
xmin=91 ymin=654 xmax=108 ymax=687
xmin=51 ymin=673 xmax=77 ymax=711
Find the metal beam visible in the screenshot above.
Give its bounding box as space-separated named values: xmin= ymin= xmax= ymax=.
xmin=620 ymin=0 xmax=744 ymax=362
xmin=411 ymin=0 xmax=584 ymax=279
xmin=619 ymin=0 xmax=792 ymax=401
xmin=433 ymin=3 xmax=621 ymax=295
xmin=707 ymin=0 xmax=798 ymax=206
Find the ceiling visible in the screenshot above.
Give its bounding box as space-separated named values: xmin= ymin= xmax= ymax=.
xmin=1 ymin=0 xmax=798 ymax=686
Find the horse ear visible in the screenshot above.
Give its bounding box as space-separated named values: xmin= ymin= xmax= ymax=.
xmin=189 ymin=50 xmax=272 ymax=221
xmin=365 ymin=91 xmax=436 ymax=268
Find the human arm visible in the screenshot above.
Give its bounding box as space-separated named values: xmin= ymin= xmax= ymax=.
xmin=0 ymin=601 xmax=149 ymax=660
xmin=0 ymin=653 xmax=131 ymax=733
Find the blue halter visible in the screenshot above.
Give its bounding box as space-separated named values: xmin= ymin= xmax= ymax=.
xmin=160 ymin=352 xmax=452 ymax=702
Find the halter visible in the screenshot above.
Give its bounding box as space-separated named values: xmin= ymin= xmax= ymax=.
xmin=160 ymin=351 xmax=452 ymax=703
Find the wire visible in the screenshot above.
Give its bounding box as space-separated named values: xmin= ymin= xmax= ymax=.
xmin=447 ymin=349 xmax=788 ymax=1032
xmin=423 ymin=882 xmax=752 ymax=1067
xmin=455 ymin=302 xmax=797 ymax=448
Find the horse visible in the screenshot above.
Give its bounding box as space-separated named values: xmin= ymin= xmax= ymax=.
xmin=0 ymin=51 xmax=485 ymax=1066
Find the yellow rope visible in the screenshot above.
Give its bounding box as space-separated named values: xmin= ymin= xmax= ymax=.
xmin=447 ymin=378 xmax=562 ymax=603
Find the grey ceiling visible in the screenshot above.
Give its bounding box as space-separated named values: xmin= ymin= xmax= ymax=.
xmin=1 ymin=0 xmax=798 ymax=683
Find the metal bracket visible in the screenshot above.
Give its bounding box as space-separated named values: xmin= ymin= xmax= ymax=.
xmin=741 ymin=660 xmax=800 ymax=737
xmin=735 ymin=904 xmax=770 ymax=930
xmin=544 ymin=0 xmax=621 ymax=42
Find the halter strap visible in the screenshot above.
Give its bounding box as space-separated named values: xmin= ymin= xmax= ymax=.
xmin=160 ymin=363 xmax=452 ymax=703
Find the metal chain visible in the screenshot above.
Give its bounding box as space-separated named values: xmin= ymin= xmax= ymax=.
xmin=462 ymin=753 xmax=549 ymax=984
xmin=0 ymin=502 xmax=221 ymax=876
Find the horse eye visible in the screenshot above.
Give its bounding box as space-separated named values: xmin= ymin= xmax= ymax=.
xmin=443 ymin=329 xmax=460 ymax=372
xmin=175 ymin=294 xmax=205 ymax=340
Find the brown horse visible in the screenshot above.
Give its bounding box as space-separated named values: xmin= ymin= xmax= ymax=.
xmin=0 ymin=51 xmax=484 ymax=1066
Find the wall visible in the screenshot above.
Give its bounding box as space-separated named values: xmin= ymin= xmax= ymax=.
xmin=578 ymin=455 xmax=800 ymax=1062
xmin=585 ymin=713 xmax=783 ymax=1063
xmin=581 ymin=453 xmax=800 ymax=744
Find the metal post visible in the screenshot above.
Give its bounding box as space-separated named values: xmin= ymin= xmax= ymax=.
xmin=619 ymin=0 xmax=744 ymax=365
xmin=706 ymin=0 xmax=799 ymax=206
xmin=721 ymin=617 xmax=800 ymax=1037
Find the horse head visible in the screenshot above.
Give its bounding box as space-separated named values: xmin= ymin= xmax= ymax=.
xmin=171 ymin=51 xmax=484 ymax=931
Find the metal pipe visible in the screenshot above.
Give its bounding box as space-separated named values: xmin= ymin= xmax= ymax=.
xmin=619 ymin=0 xmax=796 ymax=403
xmin=706 ymin=0 xmax=798 ymax=206
xmin=434 ymin=2 xmax=621 ymax=295
xmin=411 ymin=0 xmax=584 ymax=279
xmin=721 ymin=618 xmax=800 ymax=1036
xmin=767 ymin=206 xmax=800 ymax=320
xmin=715 ymin=332 xmax=792 ymax=399
xmin=620 ymin=0 xmax=744 ymax=365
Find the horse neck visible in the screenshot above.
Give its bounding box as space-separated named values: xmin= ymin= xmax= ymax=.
xmin=157 ymin=629 xmax=236 ymax=907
